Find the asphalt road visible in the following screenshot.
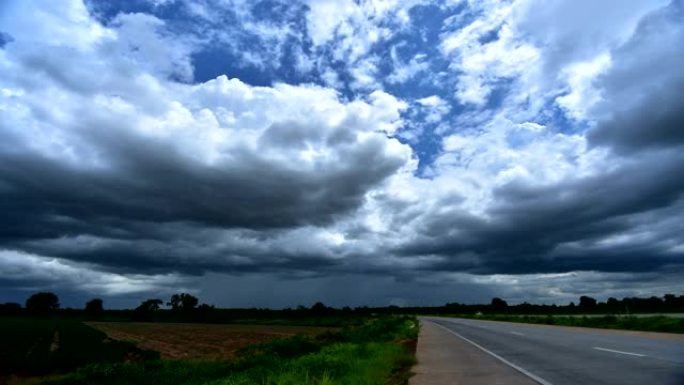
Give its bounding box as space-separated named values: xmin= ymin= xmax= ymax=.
xmin=424 ymin=317 xmax=684 ymax=385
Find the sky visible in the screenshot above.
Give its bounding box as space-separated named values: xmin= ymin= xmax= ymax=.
xmin=0 ymin=0 xmax=683 ymax=309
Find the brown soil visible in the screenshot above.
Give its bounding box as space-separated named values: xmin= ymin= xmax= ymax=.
xmin=87 ymin=322 xmax=334 ymax=360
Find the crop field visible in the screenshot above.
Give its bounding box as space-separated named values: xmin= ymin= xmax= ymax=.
xmin=87 ymin=322 xmax=336 ymax=360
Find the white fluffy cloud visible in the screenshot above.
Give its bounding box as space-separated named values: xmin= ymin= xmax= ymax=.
xmin=441 ymin=3 xmax=540 ymax=106
xmin=305 ymin=0 xmax=418 ymax=48
xmin=0 ymin=0 xmax=412 ymax=290
xmin=0 ymin=2 xmax=410 ymax=181
xmin=440 ymin=0 xmax=666 ymax=114
xmin=305 ymin=0 xmax=426 ymax=91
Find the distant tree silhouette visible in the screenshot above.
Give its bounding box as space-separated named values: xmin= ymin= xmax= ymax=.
xmin=137 ymin=299 xmax=163 ymax=312
xmin=645 ymin=296 xmax=663 ymax=310
xmin=579 ymin=296 xmax=597 ymax=310
xmin=168 ymin=293 xmax=198 ymax=312
xmin=85 ymin=298 xmax=104 ymax=319
xmin=663 ymin=294 xmax=684 ymax=310
xmin=664 ymin=294 xmax=677 ymax=305
xmin=25 ymin=292 xmax=59 ymax=315
xmin=195 ymin=303 xmax=215 ymax=320
xmin=197 ymin=303 xmax=214 ymax=311
xmin=134 ymin=298 xmax=163 ymax=321
xmin=0 ymin=302 xmax=22 ymax=316
xmin=606 ymin=297 xmax=620 ymax=312
xmin=490 ymin=297 xmax=508 ymax=312
xmin=310 ymin=302 xmax=331 ymax=316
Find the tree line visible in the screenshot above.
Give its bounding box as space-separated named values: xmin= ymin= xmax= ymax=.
xmin=1 ymin=292 xmax=683 ymax=321
xmin=397 ymin=294 xmax=684 ymax=316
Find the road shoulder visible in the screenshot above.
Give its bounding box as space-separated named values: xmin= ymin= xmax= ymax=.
xmin=410 ymin=320 xmax=539 ymax=385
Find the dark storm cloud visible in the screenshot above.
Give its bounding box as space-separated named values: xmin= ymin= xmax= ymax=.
xmin=590 ymin=85 xmax=684 ymax=152
xmin=589 ymin=0 xmax=684 ymax=153
xmin=0 ymin=121 xmax=402 ymax=274
xmin=397 ymin=150 xmax=684 ymax=275
xmin=0 ymin=131 xmax=399 ymax=231
xmin=11 ymin=226 xmax=347 ymax=276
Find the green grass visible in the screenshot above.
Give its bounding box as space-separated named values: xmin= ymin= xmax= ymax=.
xmin=43 ymin=360 xmax=232 ymax=385
xmin=213 ymin=342 xmax=412 ymax=385
xmin=0 ymin=317 xmax=157 ymax=377
xmin=454 ymin=314 xmax=684 ymax=333
xmin=41 ymin=316 xmax=418 ymax=385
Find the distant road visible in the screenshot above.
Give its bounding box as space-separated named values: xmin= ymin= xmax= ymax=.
xmin=415 ymin=317 xmax=684 ymax=385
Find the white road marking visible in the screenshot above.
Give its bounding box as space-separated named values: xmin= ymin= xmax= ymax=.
xmin=511 ymin=331 xmax=525 ymax=336
xmin=593 ymin=347 xmax=646 ymax=357
xmin=430 ymin=321 xmax=553 ymax=385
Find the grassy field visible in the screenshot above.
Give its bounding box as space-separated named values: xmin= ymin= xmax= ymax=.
xmin=453 ymin=314 xmax=684 ymax=333
xmin=0 ymin=316 xmax=417 ymax=385
xmin=88 ymin=322 xmax=336 ymax=360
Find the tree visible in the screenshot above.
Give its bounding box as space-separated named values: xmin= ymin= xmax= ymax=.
xmin=579 ymin=296 xmax=597 ymax=310
xmin=644 ymin=296 xmax=663 ymax=312
xmin=25 ymin=292 xmax=59 ymax=315
xmin=490 ymin=297 xmax=508 ymax=312
xmin=310 ymin=302 xmax=330 ymax=315
xmin=137 ymin=298 xmax=163 ymax=312
xmin=664 ymin=294 xmax=676 ymax=306
xmin=134 ymin=298 xmax=163 ymax=321
xmin=167 ymin=293 xmax=198 ymax=312
xmin=663 ymin=294 xmax=684 ymax=311
xmin=605 ymin=297 xmax=620 ymax=312
xmin=85 ymin=298 xmax=104 ymax=319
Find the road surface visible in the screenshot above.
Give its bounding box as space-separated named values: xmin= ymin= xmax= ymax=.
xmin=412 ymin=317 xmax=684 ymax=385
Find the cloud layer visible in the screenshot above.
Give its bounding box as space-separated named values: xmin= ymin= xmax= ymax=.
xmin=0 ymin=0 xmax=682 ymax=307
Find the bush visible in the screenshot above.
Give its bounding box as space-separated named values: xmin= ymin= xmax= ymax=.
xmin=25 ymin=292 xmax=60 ymax=315
xmin=0 ymin=317 xmax=157 ymax=377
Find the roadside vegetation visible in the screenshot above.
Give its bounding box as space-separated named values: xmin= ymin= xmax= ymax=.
xmin=1 ymin=292 xmax=419 ymax=385
xmin=0 ymin=317 xmax=158 ymax=379
xmin=3 ymin=290 xmax=683 ymax=383
xmin=456 ymin=313 xmax=684 ymax=334
xmin=41 ymin=316 xmax=418 ymax=385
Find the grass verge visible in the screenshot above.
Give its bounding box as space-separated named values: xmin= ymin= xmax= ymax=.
xmin=453 ymin=314 xmax=684 ymax=333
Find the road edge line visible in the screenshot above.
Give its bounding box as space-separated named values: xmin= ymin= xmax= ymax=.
xmin=427 ymin=320 xmax=553 ymax=385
